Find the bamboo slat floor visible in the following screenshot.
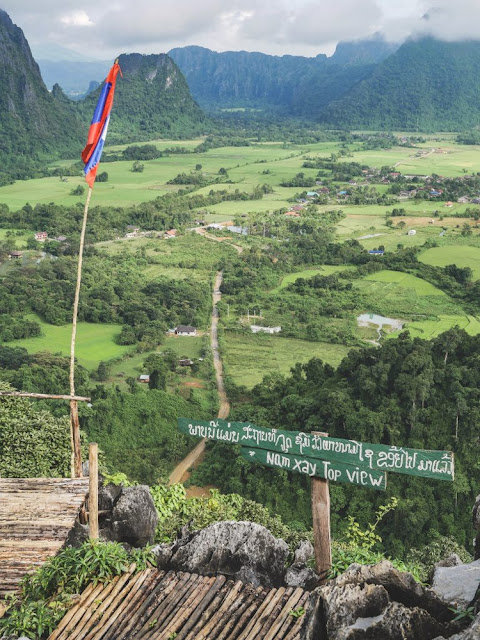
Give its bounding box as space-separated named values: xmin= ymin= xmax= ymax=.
xmin=48 ymin=568 xmax=309 ymax=640
xmin=0 ymin=477 xmax=89 ymax=596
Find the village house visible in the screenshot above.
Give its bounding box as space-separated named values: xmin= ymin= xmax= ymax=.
xmin=34 ymin=232 xmax=48 ymax=242
xmin=54 ymin=236 xmax=68 ymax=243
xmin=368 ymin=249 xmax=384 ymax=256
xmin=165 ymin=229 xmax=177 ymax=239
xmin=179 ymin=358 xmax=194 ymax=367
xmin=250 ymin=325 xmax=282 ymax=334
xmin=284 ymin=211 xmax=300 ymax=217
xmin=138 ymin=374 xmax=150 ymax=383
xmin=306 ymin=191 xmax=318 ymax=198
xmin=175 ymin=325 xmax=197 ymax=336
xmin=457 ymin=196 xmax=470 ymax=204
xmin=8 ymin=251 xmax=23 ymax=259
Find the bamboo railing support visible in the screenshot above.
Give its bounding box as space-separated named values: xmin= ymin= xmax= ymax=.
xmin=88 ymin=443 xmax=99 ymax=540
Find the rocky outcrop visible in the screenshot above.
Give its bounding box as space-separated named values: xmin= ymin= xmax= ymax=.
xmin=300 ymin=561 xmax=463 ymax=640
xmin=153 ymin=521 xmax=290 ymax=588
xmin=434 ymin=616 xmax=480 ymax=640
xmin=432 ymin=559 xmax=480 ymax=609
xmin=66 ymin=483 xmax=158 ymax=549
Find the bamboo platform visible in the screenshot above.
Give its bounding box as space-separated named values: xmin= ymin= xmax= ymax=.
xmin=48 ymin=568 xmax=309 ymax=640
xmin=0 ymin=477 xmax=89 ymax=596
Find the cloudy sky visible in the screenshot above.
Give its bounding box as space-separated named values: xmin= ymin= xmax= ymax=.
xmin=2 ymin=0 xmax=480 ymax=60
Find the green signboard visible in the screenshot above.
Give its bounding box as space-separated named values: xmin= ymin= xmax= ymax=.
xmin=241 ymin=447 xmax=387 ymax=490
xmin=178 ymin=417 xmax=454 ymax=481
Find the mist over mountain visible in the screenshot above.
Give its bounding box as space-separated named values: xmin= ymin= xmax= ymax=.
xmin=319 ymin=37 xmax=480 ymax=131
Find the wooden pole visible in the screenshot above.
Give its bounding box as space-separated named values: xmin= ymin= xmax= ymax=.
xmin=311 ymin=431 xmax=331 ymax=584
xmin=69 ymin=185 xmax=93 ymax=478
xmin=88 ymin=443 xmax=99 ymax=540
xmin=0 ymin=392 xmax=91 ymax=402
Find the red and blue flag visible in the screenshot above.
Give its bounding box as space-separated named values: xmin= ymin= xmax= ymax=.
xmin=81 ymin=61 xmax=121 ymax=188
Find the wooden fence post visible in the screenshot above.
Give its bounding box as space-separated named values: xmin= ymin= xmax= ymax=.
xmin=311 ymin=431 xmax=331 ymax=584
xmin=89 ymin=443 xmax=99 ymax=540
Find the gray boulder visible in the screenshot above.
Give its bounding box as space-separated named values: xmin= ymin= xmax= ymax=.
xmin=110 ymin=485 xmax=158 ymax=547
xmin=151 ymin=542 xmax=174 ymax=569
xmin=285 ymin=563 xmax=320 ymax=591
xmin=161 ymin=521 xmax=289 ymax=587
xmin=294 ymin=540 xmax=314 ymax=564
xmin=474 ymin=495 xmax=480 ymax=560
xmin=432 ymin=559 xmax=480 ymax=609
xmin=337 ymin=601 xmax=447 ymax=640
xmin=98 ymin=483 xmax=122 ymax=512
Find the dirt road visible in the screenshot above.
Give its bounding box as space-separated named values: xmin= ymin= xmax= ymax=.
xmin=195 ymin=227 xmax=243 ymax=254
xmin=168 ymin=270 xmax=229 ymax=485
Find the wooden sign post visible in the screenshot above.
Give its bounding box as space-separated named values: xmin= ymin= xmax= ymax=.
xmin=311 ymin=431 xmax=331 ymax=583
xmin=178 ymin=417 xmax=455 ymax=583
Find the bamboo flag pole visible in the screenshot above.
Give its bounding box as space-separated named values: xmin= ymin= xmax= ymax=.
xmin=68 ymin=59 xmax=121 ymax=478
xmin=69 ymin=185 xmax=93 ymax=478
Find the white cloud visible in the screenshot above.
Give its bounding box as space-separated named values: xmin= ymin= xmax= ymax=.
xmin=60 ymin=10 xmax=94 ymax=27
xmin=2 ymin=0 xmax=480 ymax=60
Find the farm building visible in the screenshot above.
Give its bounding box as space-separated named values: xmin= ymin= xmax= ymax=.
xmin=368 ymin=250 xmax=384 ymax=256
xmin=250 ymin=325 xmax=282 ymax=334
xmin=407 ymin=229 xmax=417 ymax=236
xmin=175 ymin=325 xmax=197 ymax=336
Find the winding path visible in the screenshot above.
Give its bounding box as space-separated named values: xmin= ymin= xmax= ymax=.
xmin=168 ymin=270 xmax=229 ymax=485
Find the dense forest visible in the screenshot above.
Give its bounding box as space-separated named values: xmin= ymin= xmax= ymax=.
xmin=192 ymin=327 xmax=480 ymax=558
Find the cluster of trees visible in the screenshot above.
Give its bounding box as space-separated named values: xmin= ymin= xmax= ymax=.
xmin=1 ymin=253 xmax=211 ymax=349
xmin=0 ymin=185 xmax=275 ymax=242
xmin=280 ymin=172 xmax=316 ymax=188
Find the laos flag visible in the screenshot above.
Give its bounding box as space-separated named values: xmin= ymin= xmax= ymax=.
xmin=81 ymin=61 xmax=121 ymax=188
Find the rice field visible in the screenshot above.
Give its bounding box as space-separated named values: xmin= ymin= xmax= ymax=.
xmin=419 ymin=245 xmax=480 ymax=280
xmin=390 ymin=314 xmax=480 ymax=340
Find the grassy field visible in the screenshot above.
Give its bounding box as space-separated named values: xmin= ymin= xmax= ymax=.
xmin=355 ymin=270 xmax=461 ymax=319
xmin=390 ymin=314 xmax=480 ymax=340
xmin=5 ymin=315 xmax=131 ymax=370
xmin=349 ymin=142 xmax=480 ymax=177
xmin=363 ymin=270 xmax=446 ymax=296
xmin=222 ymin=332 xmax=351 ymax=387
xmin=419 ymin=245 xmax=480 ymax=280
xmin=0 ymin=229 xmax=30 ymax=248
xmin=271 ymin=265 xmax=356 ymax=293
xmin=97 ymin=233 xmax=235 ymax=274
